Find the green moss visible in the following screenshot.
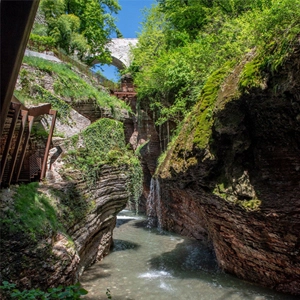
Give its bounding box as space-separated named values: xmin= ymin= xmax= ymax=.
xmin=64 ymin=118 xmax=143 ymax=189
xmin=239 ymin=56 xmax=264 ymax=90
xmin=237 ymin=199 xmax=261 ymax=211
xmin=157 ymin=61 xmax=236 ymax=178
xmin=48 ymin=186 xmax=92 ymax=227
xmin=135 ymin=140 xmax=150 ymax=157
xmin=213 ymin=181 xmax=262 ymax=211
xmin=193 ymin=61 xmax=236 ymax=149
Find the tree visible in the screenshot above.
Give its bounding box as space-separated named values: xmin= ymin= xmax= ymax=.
xmin=40 ymin=0 xmax=121 ymax=63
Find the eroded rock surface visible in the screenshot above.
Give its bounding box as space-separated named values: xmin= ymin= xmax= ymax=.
xmin=0 ymin=165 xmax=130 ymax=291
xmin=155 ymin=50 xmax=300 ymax=294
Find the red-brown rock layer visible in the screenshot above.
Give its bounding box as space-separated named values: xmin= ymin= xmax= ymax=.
xmin=155 ymin=50 xmax=300 ymax=294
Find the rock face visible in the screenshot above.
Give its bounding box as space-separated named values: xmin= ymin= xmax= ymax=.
xmin=69 ymin=165 xmax=130 ymax=275
xmin=0 ymin=165 xmax=130 ymax=291
xmin=154 ymin=50 xmax=300 ymax=294
xmin=1 ymin=55 xmax=140 ymax=295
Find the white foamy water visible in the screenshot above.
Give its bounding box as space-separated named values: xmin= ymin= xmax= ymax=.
xmin=138 ymin=270 xmax=172 ymax=279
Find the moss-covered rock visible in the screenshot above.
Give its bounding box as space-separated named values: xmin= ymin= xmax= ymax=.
xmin=155 ymin=42 xmax=300 ymax=294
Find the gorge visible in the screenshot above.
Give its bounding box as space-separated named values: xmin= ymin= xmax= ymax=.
xmin=1 ymin=0 xmax=300 ymax=299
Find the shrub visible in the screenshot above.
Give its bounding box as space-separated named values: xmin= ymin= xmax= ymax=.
xmin=0 ymin=281 xmax=88 ymax=300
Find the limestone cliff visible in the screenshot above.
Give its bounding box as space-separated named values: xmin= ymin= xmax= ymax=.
xmin=152 ymin=46 xmax=300 ymax=294
xmin=0 ymin=164 xmax=130 ymax=290
xmin=0 ymin=55 xmax=142 ymax=293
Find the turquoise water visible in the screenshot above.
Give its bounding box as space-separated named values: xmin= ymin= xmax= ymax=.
xmin=81 ymin=210 xmax=298 ymax=300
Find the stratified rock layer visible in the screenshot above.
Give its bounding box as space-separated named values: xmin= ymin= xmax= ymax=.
xmin=0 ymin=165 xmax=130 ymax=290
xmin=156 ymin=50 xmax=300 ymax=294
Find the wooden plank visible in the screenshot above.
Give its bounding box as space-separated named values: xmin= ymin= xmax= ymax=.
xmin=8 ymin=110 xmax=28 ymax=185
xmin=40 ymin=110 xmax=57 ymax=180
xmin=14 ymin=115 xmax=34 ymax=182
xmin=0 ymin=103 xmax=21 ymax=184
xmin=28 ymin=103 xmax=51 ymax=117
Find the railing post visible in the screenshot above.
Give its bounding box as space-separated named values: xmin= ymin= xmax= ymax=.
xmin=14 ymin=115 xmax=34 ymax=183
xmin=8 ymin=110 xmax=28 ymax=185
xmin=0 ymin=103 xmax=21 ymax=185
xmin=40 ymin=109 xmax=57 ymax=180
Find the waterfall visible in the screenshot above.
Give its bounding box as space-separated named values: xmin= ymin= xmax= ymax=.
xmin=155 ymin=178 xmax=163 ymax=229
xmin=146 ymin=178 xmax=156 ymax=228
xmin=146 ymin=178 xmax=163 ymax=229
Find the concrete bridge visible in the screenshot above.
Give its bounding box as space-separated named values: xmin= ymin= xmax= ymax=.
xmin=93 ymin=38 xmax=138 ymax=69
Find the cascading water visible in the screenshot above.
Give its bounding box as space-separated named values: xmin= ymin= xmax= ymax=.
xmin=146 ymin=178 xmax=156 ymax=228
xmin=155 ymin=178 xmax=163 ymax=229
xmin=146 ymin=178 xmax=163 ymax=229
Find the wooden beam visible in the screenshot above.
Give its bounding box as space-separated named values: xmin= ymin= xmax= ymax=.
xmin=28 ymin=104 xmax=52 ymax=117
xmin=14 ymin=115 xmax=34 ymax=182
xmin=113 ymin=92 xmax=137 ymax=96
xmin=40 ymin=110 xmax=57 ymax=180
xmin=0 ymin=103 xmax=21 ymax=184
xmin=8 ymin=110 xmax=28 ymax=186
xmin=0 ymin=0 xmax=40 ymax=140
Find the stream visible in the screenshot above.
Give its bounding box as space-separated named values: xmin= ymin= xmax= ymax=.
xmin=81 ymin=210 xmax=298 ymax=300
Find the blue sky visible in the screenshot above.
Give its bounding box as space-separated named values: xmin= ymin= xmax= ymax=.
xmin=97 ymin=0 xmax=156 ymax=81
xmin=116 ymin=0 xmax=155 ymax=38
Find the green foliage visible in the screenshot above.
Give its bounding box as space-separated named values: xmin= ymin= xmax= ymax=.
xmin=39 ymin=0 xmax=121 ymax=62
xmin=31 ymin=122 xmax=49 ymax=139
xmin=48 ymin=186 xmax=92 ymax=228
xmin=29 ymin=34 xmax=55 ymax=52
xmin=131 ymin=1 xmax=261 ymax=128
xmin=19 ymin=69 xmax=31 ymax=93
xmin=63 ymin=119 xmax=143 ymax=206
xmin=131 ymin=0 xmax=300 ymax=177
xmin=1 ymin=183 xmax=61 ymax=239
xmin=106 ymin=288 xmax=112 ymax=299
xmin=33 ymin=84 xmax=71 ymax=121
xmin=16 ymin=56 xmax=129 ymax=122
xmin=240 ymin=0 xmax=300 ymax=78
xmin=64 ymin=118 xmax=140 ymax=183
xmin=0 ymin=281 xmax=88 ymax=300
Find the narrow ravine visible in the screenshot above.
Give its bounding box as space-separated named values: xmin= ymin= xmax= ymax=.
xmin=81 ymin=210 xmax=298 ymax=300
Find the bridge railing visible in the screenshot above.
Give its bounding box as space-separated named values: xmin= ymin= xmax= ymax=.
xmin=53 ymin=49 xmax=118 ymax=90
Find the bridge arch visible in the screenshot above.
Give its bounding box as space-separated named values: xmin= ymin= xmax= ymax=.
xmin=92 ymin=38 xmax=138 ymax=70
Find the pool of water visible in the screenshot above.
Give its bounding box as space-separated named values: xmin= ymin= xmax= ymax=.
xmin=81 ymin=210 xmax=298 ymax=300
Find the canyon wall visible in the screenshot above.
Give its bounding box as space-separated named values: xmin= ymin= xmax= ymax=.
xmin=0 ymin=164 xmax=130 ymax=290
xmin=0 ymin=58 xmax=139 ymax=292
xmin=146 ymin=49 xmax=300 ymax=294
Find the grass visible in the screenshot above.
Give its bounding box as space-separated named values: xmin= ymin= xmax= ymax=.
xmin=16 ymin=56 xmax=131 ymax=123
xmin=1 ymin=183 xmax=61 ymax=239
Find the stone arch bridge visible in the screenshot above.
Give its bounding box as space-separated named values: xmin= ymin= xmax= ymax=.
xmin=93 ymin=38 xmax=138 ymax=70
